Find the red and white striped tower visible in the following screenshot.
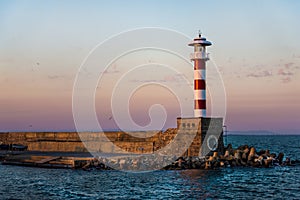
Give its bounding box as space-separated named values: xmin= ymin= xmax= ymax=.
xmin=188 ymin=32 xmax=212 ymax=117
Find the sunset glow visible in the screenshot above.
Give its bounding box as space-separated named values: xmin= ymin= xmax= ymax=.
xmin=1 ymin=1 xmax=300 ymax=133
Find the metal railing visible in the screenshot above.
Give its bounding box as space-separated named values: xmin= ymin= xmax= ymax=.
xmin=190 ymin=52 xmax=209 ymax=60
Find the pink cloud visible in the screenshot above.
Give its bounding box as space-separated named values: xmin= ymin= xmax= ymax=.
xmin=281 ymin=77 xmax=291 ymax=83
xmin=247 ymin=70 xmax=272 ymax=78
xmin=284 ymin=62 xmax=294 ymax=69
xmin=278 ymin=69 xmax=293 ymax=76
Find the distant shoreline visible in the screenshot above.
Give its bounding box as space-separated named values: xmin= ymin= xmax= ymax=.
xmin=1 ymin=131 xmax=299 ymax=135
xmin=225 ymin=134 xmax=300 ymax=136
xmin=226 ymin=130 xmax=300 ymax=135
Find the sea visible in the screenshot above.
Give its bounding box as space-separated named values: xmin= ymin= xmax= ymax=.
xmin=0 ymin=135 xmax=299 ymax=200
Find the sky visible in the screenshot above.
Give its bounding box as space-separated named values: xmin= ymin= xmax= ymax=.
xmin=0 ymin=0 xmax=300 ymax=133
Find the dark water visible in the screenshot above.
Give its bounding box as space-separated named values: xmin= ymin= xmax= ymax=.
xmin=1 ymin=135 xmax=300 ymax=199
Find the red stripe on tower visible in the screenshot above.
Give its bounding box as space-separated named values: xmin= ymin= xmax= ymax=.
xmin=188 ymin=32 xmax=212 ymax=117
xmin=194 ymin=100 xmax=206 ymax=109
xmin=194 ymin=79 xmax=206 ymax=90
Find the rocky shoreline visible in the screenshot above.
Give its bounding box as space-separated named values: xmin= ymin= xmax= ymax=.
xmin=164 ymin=144 xmax=297 ymax=170
xmin=78 ymin=144 xmax=298 ymax=171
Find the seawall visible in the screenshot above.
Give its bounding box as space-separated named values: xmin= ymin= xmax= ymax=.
xmin=0 ymin=129 xmax=176 ymax=154
xmin=0 ymin=117 xmax=224 ymax=157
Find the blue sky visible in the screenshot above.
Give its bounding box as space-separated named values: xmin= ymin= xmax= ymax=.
xmin=0 ymin=0 xmax=300 ymax=132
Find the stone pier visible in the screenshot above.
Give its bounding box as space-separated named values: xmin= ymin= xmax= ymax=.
xmin=0 ymin=117 xmax=224 ymax=157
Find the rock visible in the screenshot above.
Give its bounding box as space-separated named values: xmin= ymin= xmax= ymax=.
xmin=247 ymin=160 xmax=254 ymax=166
xmin=243 ymin=147 xmax=250 ymax=154
xmin=225 ymin=150 xmax=231 ymax=157
xmin=264 ymin=158 xmax=273 ymax=168
xmin=237 ymin=145 xmax=249 ymax=151
xmin=208 ymin=156 xmax=214 ymax=162
xmin=265 ymin=149 xmax=271 ymax=156
xmin=242 ymin=152 xmax=248 ymax=161
xmin=220 ymin=161 xmax=225 ymax=167
xmin=132 ymin=159 xmax=139 ymax=169
xmin=213 ymin=160 xmax=220 ymax=168
xmin=257 ymin=149 xmax=266 ymax=156
xmin=213 ymin=152 xmax=218 ymax=158
xmin=224 ymin=144 xmax=232 ymax=154
xmin=225 ymin=155 xmax=234 ymax=161
xmin=205 ymin=161 xmax=211 ymax=169
xmin=248 ymin=147 xmax=256 ymax=161
xmin=234 ymin=150 xmax=241 ymax=160
xmin=231 ymin=160 xmax=237 ymax=167
xmin=277 ymin=152 xmax=284 ymax=165
xmin=252 ymin=161 xmax=261 ymax=167
xmin=283 ymin=157 xmax=291 ymax=166
xmin=241 ymin=160 xmax=247 ymax=166
xmin=119 ymin=159 xmax=126 ymax=169
xmin=77 ymin=143 xmax=295 ymax=171
xmin=82 ymin=161 xmax=91 ymax=170
xmin=270 ymin=153 xmax=276 ymax=158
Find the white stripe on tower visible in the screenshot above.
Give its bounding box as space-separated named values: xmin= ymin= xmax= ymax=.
xmin=194 ymin=90 xmax=206 ymax=100
xmin=194 ymin=69 xmax=206 ymax=80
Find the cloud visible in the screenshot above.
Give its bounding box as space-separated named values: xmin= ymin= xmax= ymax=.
xmin=277 ymin=69 xmax=293 ymax=76
xmin=247 ymin=70 xmax=273 ymax=78
xmin=244 ymin=60 xmax=299 ymax=83
xmin=130 ymin=73 xmax=188 ymax=84
xmin=48 ymin=75 xmax=66 ymax=79
xmin=284 ymin=62 xmax=294 ymax=69
xmin=277 ymin=67 xmax=297 ymax=83
xmin=239 ymin=57 xmax=299 ymax=84
xmin=281 ymin=77 xmax=291 ymax=83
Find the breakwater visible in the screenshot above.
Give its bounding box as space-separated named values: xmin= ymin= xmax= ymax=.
xmin=1 ymin=141 xmax=298 ymax=171
xmin=0 ymin=117 xmax=225 ymax=157
xmin=1 ymin=143 xmax=297 ymax=171
xmin=0 ymin=117 xmax=227 ymax=169
xmin=0 ymin=129 xmax=186 ymax=155
xmin=0 ymin=131 xmax=166 ymax=153
xmin=73 ymin=144 xmax=298 ymax=171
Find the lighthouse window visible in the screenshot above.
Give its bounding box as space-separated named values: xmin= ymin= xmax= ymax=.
xmin=195 ymin=46 xmax=202 ymax=52
xmin=192 ymin=123 xmax=195 ymax=128
xmin=182 ymin=123 xmax=186 ymax=128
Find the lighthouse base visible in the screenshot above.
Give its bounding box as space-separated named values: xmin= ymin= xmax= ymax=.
xmin=176 ymin=117 xmax=224 ymax=157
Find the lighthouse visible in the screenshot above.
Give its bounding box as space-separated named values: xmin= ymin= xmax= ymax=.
xmin=176 ymin=32 xmax=223 ymax=157
xmin=188 ymin=32 xmax=212 ymax=117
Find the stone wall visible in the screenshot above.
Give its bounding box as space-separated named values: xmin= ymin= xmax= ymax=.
xmin=0 ymin=130 xmax=174 ymax=154
xmin=0 ymin=117 xmax=224 ymax=156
